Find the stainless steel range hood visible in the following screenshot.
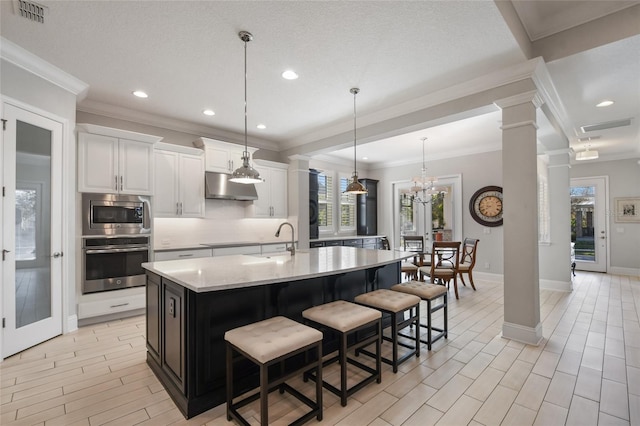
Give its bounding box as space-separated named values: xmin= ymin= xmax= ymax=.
xmin=204 ymin=172 xmax=258 ymax=201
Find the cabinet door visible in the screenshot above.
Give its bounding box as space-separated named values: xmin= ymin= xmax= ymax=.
xmin=204 ymin=144 xmax=231 ymax=173
xmin=119 ymin=138 xmax=154 ymax=195
xmin=252 ymin=167 xmax=272 ymax=217
xmin=163 ymin=280 xmax=185 ymax=392
xmin=154 ymin=150 xmax=180 ymax=217
xmin=179 ymin=153 xmax=205 ymax=217
xmin=269 ymin=167 xmax=288 ymax=218
xmin=78 ymin=132 xmax=119 ymax=193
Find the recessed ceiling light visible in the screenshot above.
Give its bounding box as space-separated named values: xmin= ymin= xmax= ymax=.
xmin=132 ymin=90 xmax=148 ymax=98
xmin=362 ymin=156 xmax=368 ymax=160
xmin=256 ymin=124 xmax=266 ymax=129
xmin=596 ymin=100 xmax=614 ymax=107
xmin=203 ymin=109 xmax=215 ymax=116
xmin=281 ymin=70 xmax=298 ymax=80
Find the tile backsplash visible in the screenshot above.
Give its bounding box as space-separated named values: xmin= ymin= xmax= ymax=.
xmin=153 ymin=200 xmax=295 ymax=249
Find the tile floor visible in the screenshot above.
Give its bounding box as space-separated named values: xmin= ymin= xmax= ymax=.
xmin=1 ymin=271 xmax=639 ymax=425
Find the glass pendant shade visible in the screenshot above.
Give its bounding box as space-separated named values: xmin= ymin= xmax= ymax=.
xmin=230 ymin=30 xmax=262 ymax=184
xmin=344 ymin=88 xmax=367 ymax=195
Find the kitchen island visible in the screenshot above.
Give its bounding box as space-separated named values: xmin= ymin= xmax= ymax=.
xmin=142 ymin=246 xmax=409 ymax=418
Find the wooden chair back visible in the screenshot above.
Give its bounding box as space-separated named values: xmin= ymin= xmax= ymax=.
xmin=460 ymin=238 xmax=479 ymax=268
xmin=403 ymin=235 xmax=424 ymax=252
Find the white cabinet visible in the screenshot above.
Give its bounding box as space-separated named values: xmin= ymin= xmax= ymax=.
xmin=154 ymin=143 xmax=205 ymax=218
xmin=211 ymin=245 xmax=261 ymax=256
xmin=193 ymin=137 xmax=256 ymax=174
xmin=77 ymin=124 xmax=161 ymax=195
xmin=154 ymin=248 xmax=212 ymax=261
xmin=250 ymin=160 xmax=288 ymax=218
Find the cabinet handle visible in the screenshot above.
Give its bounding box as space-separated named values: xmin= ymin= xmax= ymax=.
xmin=110 ymin=303 xmax=129 ymax=308
xmin=115 ymin=175 xmax=118 ymax=191
xmin=176 ymin=202 xmax=180 ymax=215
xmin=180 ymin=202 xmax=183 ymax=215
xmin=120 ymin=175 xmax=123 ymax=191
xmin=178 ymin=253 xmax=193 ymax=258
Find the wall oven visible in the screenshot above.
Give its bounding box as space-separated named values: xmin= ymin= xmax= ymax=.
xmin=82 ymin=236 xmax=150 ymax=294
xmin=82 ymin=193 xmax=151 ymax=236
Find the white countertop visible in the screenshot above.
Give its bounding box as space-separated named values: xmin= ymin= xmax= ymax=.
xmin=142 ymin=246 xmax=411 ymax=293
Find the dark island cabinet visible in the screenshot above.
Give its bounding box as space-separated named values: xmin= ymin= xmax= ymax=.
xmin=145 ymin=260 xmax=401 ymax=418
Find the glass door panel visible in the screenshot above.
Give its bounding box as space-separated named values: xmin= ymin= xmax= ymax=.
xmin=570 ymin=178 xmax=607 ymax=272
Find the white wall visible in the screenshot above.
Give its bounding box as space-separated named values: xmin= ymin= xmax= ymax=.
xmin=571 ymin=158 xmax=640 ymax=275
xmin=370 ymin=150 xmax=505 ymax=276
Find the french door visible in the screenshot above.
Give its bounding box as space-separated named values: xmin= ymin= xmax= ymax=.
xmin=570 ymin=177 xmax=608 ymax=273
xmin=2 ymin=101 xmax=63 ymax=358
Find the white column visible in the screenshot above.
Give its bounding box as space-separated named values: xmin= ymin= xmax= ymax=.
xmin=539 ymin=149 xmax=573 ymax=292
xmin=287 ymin=155 xmax=311 ymax=249
xmin=495 ymin=91 xmax=543 ymax=345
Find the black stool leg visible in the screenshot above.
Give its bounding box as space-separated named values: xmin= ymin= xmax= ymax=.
xmin=260 ymin=363 xmax=268 ymax=426
xmin=226 ymin=342 xmax=233 ymax=421
xmin=340 ymin=331 xmax=348 ymax=407
xmin=316 ymin=342 xmax=323 ymax=421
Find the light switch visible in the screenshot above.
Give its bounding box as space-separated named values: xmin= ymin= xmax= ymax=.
xmin=483 ymin=227 xmax=491 ymax=234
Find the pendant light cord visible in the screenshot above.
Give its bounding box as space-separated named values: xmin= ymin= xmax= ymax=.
xmin=243 ymin=36 xmax=248 ymax=161
xmin=353 ymin=90 xmax=357 ymax=175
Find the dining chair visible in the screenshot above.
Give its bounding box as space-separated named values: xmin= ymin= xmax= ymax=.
xmin=457 ymin=238 xmax=479 ymax=290
xmin=400 ymin=236 xmax=424 ymax=281
xmin=430 ymin=241 xmax=461 ymax=299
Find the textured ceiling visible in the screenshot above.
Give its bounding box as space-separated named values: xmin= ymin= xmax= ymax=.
xmin=1 ymin=0 xmax=638 ymax=166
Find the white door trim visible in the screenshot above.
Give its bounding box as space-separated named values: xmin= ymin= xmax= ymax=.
xmin=570 ymin=176 xmax=609 ymax=273
xmin=1 ymin=98 xmax=67 ymax=359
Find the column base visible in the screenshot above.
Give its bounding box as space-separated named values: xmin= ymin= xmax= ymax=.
xmin=502 ymin=321 xmax=543 ymax=346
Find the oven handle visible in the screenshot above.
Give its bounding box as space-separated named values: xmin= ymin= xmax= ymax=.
xmin=85 ymin=247 xmax=150 ymax=254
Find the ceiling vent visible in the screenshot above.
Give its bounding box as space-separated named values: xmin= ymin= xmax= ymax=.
xmin=16 ymin=0 xmax=47 ymax=23
xmin=580 ymin=118 xmax=632 ymax=133
xmin=577 ymin=136 xmax=601 ymax=142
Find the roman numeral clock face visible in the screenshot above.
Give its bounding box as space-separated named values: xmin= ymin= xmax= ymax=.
xmin=469 ymin=186 xmax=503 ymax=227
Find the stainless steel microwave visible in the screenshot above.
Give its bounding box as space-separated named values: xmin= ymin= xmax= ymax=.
xmin=82 ymin=193 xmax=151 ymax=236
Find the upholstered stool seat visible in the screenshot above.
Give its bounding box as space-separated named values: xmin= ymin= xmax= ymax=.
xmin=391 ymin=280 xmax=448 ymax=350
xmin=354 ymin=289 xmax=420 ymax=372
xmin=302 ymin=300 xmax=382 ymax=407
xmin=225 ymin=316 xmax=323 ymax=426
xmin=401 ymin=261 xmax=418 ymax=281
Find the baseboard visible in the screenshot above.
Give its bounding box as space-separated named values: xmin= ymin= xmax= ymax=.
xmin=77 ymin=308 xmax=145 ymax=327
xmin=502 ymin=321 xmax=543 ymax=346
xmin=66 ymin=314 xmax=78 ymax=333
xmin=473 ymin=271 xmax=504 ymax=283
xmin=539 ymin=279 xmax=572 ymax=292
xmin=609 ymin=266 xmax=640 ymax=277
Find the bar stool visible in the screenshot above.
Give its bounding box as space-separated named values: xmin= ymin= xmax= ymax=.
xmin=302 ymin=300 xmax=382 ymax=407
xmin=225 ymin=316 xmax=323 ymax=426
xmin=354 ymin=289 xmax=420 ymax=372
xmin=391 ymin=281 xmax=448 ymax=350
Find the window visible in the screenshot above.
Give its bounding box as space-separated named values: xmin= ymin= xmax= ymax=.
xmin=339 ymin=175 xmax=356 ymax=231
xmin=317 ymin=172 xmax=333 ymax=231
xmin=538 ymin=178 xmax=550 ymax=243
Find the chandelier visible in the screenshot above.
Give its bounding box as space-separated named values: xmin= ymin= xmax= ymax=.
xmin=404 ymin=137 xmax=444 ymax=204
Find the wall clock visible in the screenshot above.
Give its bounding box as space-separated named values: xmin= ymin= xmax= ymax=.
xmin=469 ymin=186 xmax=503 ymax=227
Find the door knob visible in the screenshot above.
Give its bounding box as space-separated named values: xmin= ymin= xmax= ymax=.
xmin=52 ymin=252 xmax=63 ymax=258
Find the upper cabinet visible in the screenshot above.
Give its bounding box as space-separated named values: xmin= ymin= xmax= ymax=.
xmin=249 ymin=160 xmax=288 ymax=218
xmin=77 ymin=124 xmax=162 ymax=195
xmin=193 ymin=137 xmax=256 ymax=174
xmin=154 ymin=142 xmax=205 ymax=218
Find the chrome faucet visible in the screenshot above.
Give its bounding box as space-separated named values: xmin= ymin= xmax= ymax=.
xmin=275 ymin=222 xmax=295 ymax=255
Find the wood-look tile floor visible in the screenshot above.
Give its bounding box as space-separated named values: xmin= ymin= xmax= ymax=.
xmin=2 ymin=271 xmax=639 ymax=425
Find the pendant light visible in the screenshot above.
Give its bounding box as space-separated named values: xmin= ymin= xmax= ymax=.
xmin=230 ymin=31 xmax=262 ymax=184
xmin=343 ymin=87 xmax=368 ymax=194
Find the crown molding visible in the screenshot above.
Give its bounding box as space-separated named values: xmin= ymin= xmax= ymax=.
xmin=1 ymin=37 xmax=89 ymax=99
xmin=78 ymin=99 xmax=280 ymax=152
